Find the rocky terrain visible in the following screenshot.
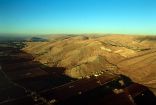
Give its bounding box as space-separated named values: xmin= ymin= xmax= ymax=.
xmin=22 ymin=35 xmax=156 ymax=95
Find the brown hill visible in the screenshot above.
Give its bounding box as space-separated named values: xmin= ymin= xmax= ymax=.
xmin=22 ymin=35 xmax=156 ymax=95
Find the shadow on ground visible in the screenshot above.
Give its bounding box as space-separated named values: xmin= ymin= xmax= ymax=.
xmin=0 ymin=42 xmax=76 ymax=103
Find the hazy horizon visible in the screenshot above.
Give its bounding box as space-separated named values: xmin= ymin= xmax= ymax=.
xmin=1 ymin=0 xmax=156 ymax=35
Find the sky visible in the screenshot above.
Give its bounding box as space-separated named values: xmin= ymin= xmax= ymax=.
xmin=0 ymin=0 xmax=156 ymax=35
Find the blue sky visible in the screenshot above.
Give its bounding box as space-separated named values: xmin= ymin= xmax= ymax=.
xmin=0 ymin=0 xmax=156 ymax=35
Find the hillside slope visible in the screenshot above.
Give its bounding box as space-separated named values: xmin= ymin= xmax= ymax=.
xmin=22 ymin=35 xmax=156 ymax=94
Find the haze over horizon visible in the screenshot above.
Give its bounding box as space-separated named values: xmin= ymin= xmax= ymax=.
xmin=0 ymin=0 xmax=156 ymax=35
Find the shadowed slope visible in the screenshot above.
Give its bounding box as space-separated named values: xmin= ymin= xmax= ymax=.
xmin=23 ymin=35 xmax=156 ymax=95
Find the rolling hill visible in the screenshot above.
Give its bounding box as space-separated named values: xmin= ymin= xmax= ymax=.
xmin=22 ymin=34 xmax=156 ymax=95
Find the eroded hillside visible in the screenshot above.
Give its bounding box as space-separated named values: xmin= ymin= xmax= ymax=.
xmin=22 ymin=35 xmax=156 ymax=94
